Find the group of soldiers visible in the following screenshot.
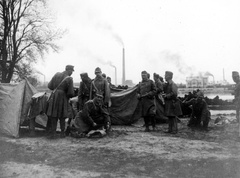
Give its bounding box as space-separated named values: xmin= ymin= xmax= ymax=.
xmin=40 ymin=65 xmax=216 ymax=139
xmin=45 ymin=65 xmax=111 ymax=139
xmin=137 ymin=70 xmax=211 ymax=134
xmin=31 ymin=64 xmax=240 ymax=139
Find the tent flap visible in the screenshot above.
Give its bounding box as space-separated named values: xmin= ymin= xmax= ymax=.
xmin=0 ymin=80 xmax=37 ymax=138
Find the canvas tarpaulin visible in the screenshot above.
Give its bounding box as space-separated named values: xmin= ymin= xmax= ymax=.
xmin=27 ymin=85 xmax=167 ymax=129
xmin=109 ymin=86 xmax=141 ymax=125
xmin=0 ymin=80 xmax=37 ymax=138
xmin=109 ymin=86 xmax=167 ymax=125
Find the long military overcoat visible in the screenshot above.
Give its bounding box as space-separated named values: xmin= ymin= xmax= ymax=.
xmin=90 ymin=76 xmax=110 ymax=105
xmin=185 ymin=98 xmax=210 ymax=122
xmin=163 ymin=80 xmax=182 ymax=117
xmin=137 ymin=79 xmax=157 ymax=117
xmin=78 ymin=78 xmax=92 ymax=110
xmin=47 ymin=71 xmax=74 ymax=118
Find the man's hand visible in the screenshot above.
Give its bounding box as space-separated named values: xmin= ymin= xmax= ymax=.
xmin=92 ymin=122 xmax=97 ymax=127
xmin=106 ymin=122 xmax=111 ymax=133
xmin=162 ymin=93 xmax=166 ymax=99
xmin=137 ymin=94 xmax=142 ymax=100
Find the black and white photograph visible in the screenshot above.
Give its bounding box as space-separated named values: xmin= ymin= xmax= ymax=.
xmin=0 ymin=0 xmax=240 ymax=177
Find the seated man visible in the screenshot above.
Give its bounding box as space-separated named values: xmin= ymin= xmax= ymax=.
xmin=183 ymin=91 xmax=211 ymax=129
xmin=66 ymin=94 xmax=111 ymax=137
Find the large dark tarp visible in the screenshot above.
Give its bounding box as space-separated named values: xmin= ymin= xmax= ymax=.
xmin=109 ymin=86 xmax=141 ymax=125
xmin=109 ymin=86 xmax=168 ymax=125
xmin=30 ymin=85 xmax=168 ymax=127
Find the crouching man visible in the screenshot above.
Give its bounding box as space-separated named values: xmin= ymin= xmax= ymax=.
xmin=67 ymin=93 xmax=111 ymax=137
xmin=183 ymin=91 xmax=211 ymax=129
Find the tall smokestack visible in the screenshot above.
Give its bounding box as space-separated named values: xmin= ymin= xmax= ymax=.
xmin=223 ymin=68 xmax=225 ymax=81
xmin=108 ymin=63 xmax=117 ymax=86
xmin=122 ymin=48 xmax=125 ymax=85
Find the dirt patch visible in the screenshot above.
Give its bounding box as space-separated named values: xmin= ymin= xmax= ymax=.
xmin=1 ymin=115 xmax=240 ymax=178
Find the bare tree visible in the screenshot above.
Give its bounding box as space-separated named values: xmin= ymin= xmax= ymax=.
xmin=0 ymin=0 xmax=63 ymax=83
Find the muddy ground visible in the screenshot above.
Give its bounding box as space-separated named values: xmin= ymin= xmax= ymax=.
xmin=1 ymin=113 xmax=240 ymax=178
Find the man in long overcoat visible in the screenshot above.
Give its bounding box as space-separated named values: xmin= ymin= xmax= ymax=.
xmin=153 ymin=73 xmax=164 ymax=105
xmin=137 ymin=70 xmax=157 ymax=132
xmin=232 ymin=71 xmax=240 ymax=123
xmin=163 ymin=71 xmax=182 ymax=134
xmin=47 ymin=65 xmax=75 ymax=138
xmin=90 ymin=67 xmax=111 ymax=108
xmin=78 ymin=72 xmax=92 ymax=111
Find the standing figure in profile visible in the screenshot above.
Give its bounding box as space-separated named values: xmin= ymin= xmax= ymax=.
xmin=78 ymin=72 xmax=92 ymax=111
xmin=47 ymin=65 xmax=75 ymax=139
xmin=137 ymin=70 xmax=157 ymax=132
xmin=232 ymin=71 xmax=240 ymax=123
xmin=163 ymin=71 xmax=182 ymax=134
xmin=153 ymin=73 xmax=165 ymax=105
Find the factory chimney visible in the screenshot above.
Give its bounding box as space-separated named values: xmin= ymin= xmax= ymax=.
xmin=122 ymin=48 xmax=125 ymax=85
xmin=223 ymin=68 xmax=225 ymax=81
xmin=109 ymin=63 xmax=117 ymax=86
xmin=114 ymin=66 xmax=117 ymax=86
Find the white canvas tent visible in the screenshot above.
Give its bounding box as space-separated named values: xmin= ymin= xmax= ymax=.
xmin=0 ymin=79 xmax=37 ymax=138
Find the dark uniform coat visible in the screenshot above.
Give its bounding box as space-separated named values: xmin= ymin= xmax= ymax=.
xmin=233 ymin=82 xmax=240 ymax=104
xmin=90 ymin=76 xmax=110 ymax=105
xmin=81 ymin=100 xmax=110 ymax=126
xmin=155 ymin=79 xmax=165 ymax=105
xmin=163 ymin=80 xmax=182 ymax=117
xmin=137 ymin=79 xmax=157 ymax=117
xmin=78 ymin=78 xmax=92 ymax=110
xmin=47 ymin=71 xmax=74 ymax=118
xmin=185 ymin=98 xmax=210 ymax=124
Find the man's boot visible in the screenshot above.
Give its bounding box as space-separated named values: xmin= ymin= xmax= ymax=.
xmin=60 ymin=131 xmax=65 ymax=138
xmin=145 ymin=126 xmax=150 ymax=132
xmin=29 ymin=130 xmax=35 ymax=137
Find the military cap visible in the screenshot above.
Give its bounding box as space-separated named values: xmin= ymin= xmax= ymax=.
xmin=95 ymin=67 xmax=102 ymax=74
xmin=102 ymin=73 xmax=106 ymax=78
xmin=80 ymin=72 xmax=88 ymax=78
xmin=141 ymin=71 xmax=148 ymax=75
xmin=65 ymin=65 xmax=74 ymax=71
xmin=154 ymin=73 xmax=159 ymax=78
xmin=232 ymin=71 xmax=239 ymax=77
xmin=165 ymin=71 xmax=173 ymax=77
xmin=197 ymin=91 xmax=204 ymax=97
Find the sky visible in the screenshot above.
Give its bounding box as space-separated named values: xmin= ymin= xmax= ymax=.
xmin=35 ymin=0 xmax=240 ymax=85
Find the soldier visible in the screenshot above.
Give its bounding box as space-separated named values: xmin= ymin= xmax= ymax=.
xmin=232 ymin=71 xmax=240 ymax=123
xmin=46 ymin=65 xmax=75 ymax=139
xmin=90 ymin=67 xmax=111 ymax=108
xmin=78 ymin=73 xmax=92 ymax=111
xmin=137 ymin=71 xmax=157 ymax=132
xmin=183 ymin=91 xmax=211 ymax=129
xmin=153 ymin=73 xmax=164 ymax=105
xmin=163 ymin=71 xmax=182 ymax=134
xmin=107 ymin=76 xmax=116 ymax=89
xmin=81 ymin=94 xmax=111 ymax=133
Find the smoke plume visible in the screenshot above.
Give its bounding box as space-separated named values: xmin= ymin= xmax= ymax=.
xmin=204 ymin=71 xmax=214 ymax=77
xmin=160 ymin=50 xmax=195 ymax=75
xmin=95 ymin=22 xmax=124 ymax=47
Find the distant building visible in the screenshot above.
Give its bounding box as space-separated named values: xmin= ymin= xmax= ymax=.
xmin=124 ymin=80 xmax=134 ymax=87
xmin=186 ymin=76 xmax=209 ymax=88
